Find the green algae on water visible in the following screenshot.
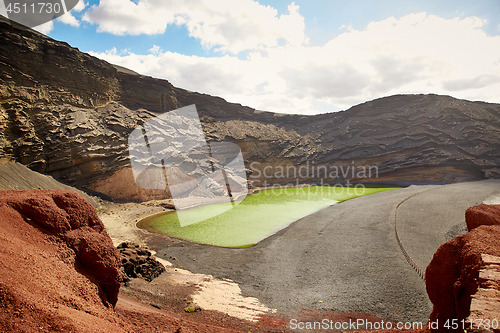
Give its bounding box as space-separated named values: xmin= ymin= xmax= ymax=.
xmin=137 ymin=185 xmax=398 ymax=248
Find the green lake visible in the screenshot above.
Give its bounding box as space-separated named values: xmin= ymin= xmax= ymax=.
xmin=137 ymin=185 xmax=398 ymax=248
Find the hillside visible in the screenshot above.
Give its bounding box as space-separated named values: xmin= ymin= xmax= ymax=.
xmin=1 ymin=15 xmax=499 ymax=201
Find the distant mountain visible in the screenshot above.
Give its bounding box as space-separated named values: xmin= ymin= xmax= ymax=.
xmin=1 ymin=15 xmax=499 ymax=201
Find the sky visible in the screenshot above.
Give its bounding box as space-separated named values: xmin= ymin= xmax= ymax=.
xmin=17 ymin=0 xmax=500 ymax=114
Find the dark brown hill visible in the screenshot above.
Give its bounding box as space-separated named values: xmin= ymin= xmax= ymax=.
xmin=1 ymin=15 xmax=499 ymax=200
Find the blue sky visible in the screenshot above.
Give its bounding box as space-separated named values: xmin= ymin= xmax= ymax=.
xmin=47 ymin=0 xmax=500 ymax=56
xmin=11 ymin=0 xmax=500 ymax=114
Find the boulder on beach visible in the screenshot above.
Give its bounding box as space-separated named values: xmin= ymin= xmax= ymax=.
xmin=117 ymin=242 xmax=166 ymax=283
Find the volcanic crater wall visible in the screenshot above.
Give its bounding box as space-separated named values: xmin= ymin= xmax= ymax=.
xmin=1 ymin=16 xmax=500 ymax=200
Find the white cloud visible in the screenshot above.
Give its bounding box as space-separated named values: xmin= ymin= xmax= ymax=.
xmin=183 ymin=1 xmax=308 ymax=53
xmin=32 ymin=0 xmax=87 ymax=34
xmin=74 ymin=0 xmax=87 ymax=12
xmin=443 ymin=75 xmax=500 ymax=91
xmin=57 ymin=0 xmax=88 ymax=27
xmin=149 ymin=45 xmax=163 ymax=55
xmin=83 ymin=0 xmax=308 ymax=53
xmin=90 ymin=12 xmax=500 ymax=114
xmin=58 ymin=13 xmax=79 ymax=27
xmin=83 ymin=0 xmax=176 ymax=35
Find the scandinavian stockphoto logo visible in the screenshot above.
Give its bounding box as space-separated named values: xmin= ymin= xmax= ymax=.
xmin=1 ymin=0 xmax=79 ymax=28
xmin=128 ymin=105 xmax=248 ymax=227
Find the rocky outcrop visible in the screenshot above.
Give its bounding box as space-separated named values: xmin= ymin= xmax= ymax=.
xmin=0 ymin=190 xmax=121 ymax=307
xmin=117 ymin=242 xmax=165 ymax=284
xmin=466 ymin=204 xmax=500 ymax=231
xmin=426 ymin=205 xmax=500 ymax=332
xmin=1 ymin=16 xmax=500 ymax=201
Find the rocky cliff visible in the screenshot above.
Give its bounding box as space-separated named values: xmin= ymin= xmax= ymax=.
xmin=1 ymin=16 xmax=500 ymax=201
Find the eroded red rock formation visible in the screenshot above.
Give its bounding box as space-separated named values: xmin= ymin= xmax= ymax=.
xmin=426 ymin=204 xmax=500 ymax=333
xmin=1 ymin=189 xmax=122 ymax=306
xmin=0 ymin=189 xmax=125 ymax=331
xmin=466 ymin=204 xmax=500 ymax=231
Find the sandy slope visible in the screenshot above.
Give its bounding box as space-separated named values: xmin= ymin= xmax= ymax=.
xmin=0 ymin=160 xmax=97 ymax=206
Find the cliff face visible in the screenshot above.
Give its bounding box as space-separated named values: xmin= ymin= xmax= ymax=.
xmin=1 ymin=16 xmax=500 ymax=200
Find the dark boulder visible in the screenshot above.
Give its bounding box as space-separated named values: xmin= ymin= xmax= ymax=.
xmin=117 ymin=242 xmax=165 ymax=283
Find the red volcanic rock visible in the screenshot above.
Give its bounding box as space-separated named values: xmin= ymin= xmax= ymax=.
xmin=426 ymin=204 xmax=500 ymax=333
xmin=0 ymin=190 xmax=120 ymax=306
xmin=0 ymin=189 xmax=130 ymax=332
xmin=465 ymin=204 xmax=500 ymax=231
xmin=426 ymin=236 xmax=464 ymax=332
xmin=0 ymin=189 xmax=276 ymax=332
xmin=62 ymin=228 xmax=121 ymax=306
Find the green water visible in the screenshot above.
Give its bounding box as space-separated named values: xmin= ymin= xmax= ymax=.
xmin=138 ymin=185 xmax=398 ymax=248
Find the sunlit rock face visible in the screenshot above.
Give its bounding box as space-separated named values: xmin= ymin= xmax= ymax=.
xmin=1 ymin=15 xmax=500 ymax=201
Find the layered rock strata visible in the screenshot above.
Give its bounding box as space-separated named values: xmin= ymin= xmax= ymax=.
xmin=467 ymin=253 xmax=500 ymax=333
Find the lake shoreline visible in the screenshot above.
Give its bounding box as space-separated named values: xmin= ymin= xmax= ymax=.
xmin=134 ymin=185 xmax=398 ymax=248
